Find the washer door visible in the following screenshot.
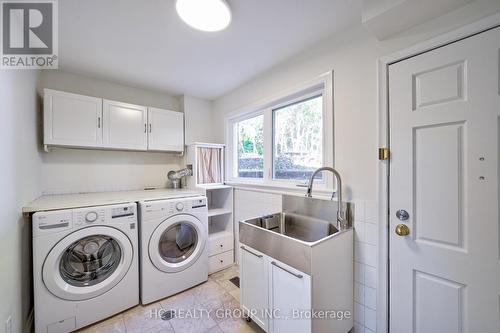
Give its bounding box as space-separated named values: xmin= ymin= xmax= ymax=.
xmin=149 ymin=214 xmax=206 ymax=273
xmin=43 ymin=226 xmax=133 ymax=301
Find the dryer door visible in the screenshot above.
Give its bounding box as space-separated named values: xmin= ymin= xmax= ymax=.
xmin=43 ymin=226 xmax=134 ymax=301
xmin=149 ymin=214 xmax=206 ymax=273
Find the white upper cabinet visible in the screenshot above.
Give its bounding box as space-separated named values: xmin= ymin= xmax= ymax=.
xmin=43 ymin=90 xmax=184 ymax=153
xmin=44 ymin=89 xmax=103 ymax=148
xmin=147 ymin=107 xmax=184 ymax=152
xmin=102 ymin=99 xmax=148 ymax=151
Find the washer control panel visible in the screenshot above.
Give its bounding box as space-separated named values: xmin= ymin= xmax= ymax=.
xmin=75 ymin=208 xmax=105 ymax=226
xmin=33 ymin=203 xmax=137 ymax=236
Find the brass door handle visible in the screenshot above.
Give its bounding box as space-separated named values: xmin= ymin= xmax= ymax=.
xmin=395 ymin=224 xmax=410 ymax=236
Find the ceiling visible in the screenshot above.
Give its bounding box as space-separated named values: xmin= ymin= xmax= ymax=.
xmin=58 ymin=0 xmax=362 ymax=99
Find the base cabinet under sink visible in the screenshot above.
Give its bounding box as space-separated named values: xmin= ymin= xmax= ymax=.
xmin=240 ymin=245 xmax=312 ymax=333
xmin=239 ymin=229 xmax=353 ymax=333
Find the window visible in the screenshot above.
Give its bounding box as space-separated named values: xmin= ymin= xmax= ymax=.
xmin=273 ymin=95 xmax=323 ymax=180
xmin=227 ymin=73 xmax=333 ymax=189
xmin=237 ymin=115 xmax=264 ymax=178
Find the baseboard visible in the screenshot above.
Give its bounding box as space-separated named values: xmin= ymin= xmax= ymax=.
xmin=23 ymin=309 xmax=34 ymax=333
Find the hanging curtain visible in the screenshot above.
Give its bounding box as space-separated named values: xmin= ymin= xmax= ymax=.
xmin=197 ymin=147 xmax=222 ymax=184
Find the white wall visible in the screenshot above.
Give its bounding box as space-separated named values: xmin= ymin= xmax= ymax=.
xmin=0 ymin=71 xmax=42 ymax=333
xmin=38 ymin=70 xmax=184 ymax=194
xmin=181 ymin=95 xmax=215 ymax=145
xmin=213 ymin=7 xmax=500 ymax=333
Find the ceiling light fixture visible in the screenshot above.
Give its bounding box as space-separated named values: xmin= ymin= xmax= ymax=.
xmin=176 ymin=0 xmax=231 ymax=32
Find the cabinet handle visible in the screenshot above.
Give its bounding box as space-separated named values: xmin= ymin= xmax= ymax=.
xmin=240 ymin=246 xmax=263 ymax=258
xmin=97 ymin=117 xmax=101 ymax=128
xmin=149 ymin=124 xmax=152 ymax=133
xmin=144 ymin=124 xmax=147 ymax=133
xmin=271 ymin=261 xmax=303 ymax=279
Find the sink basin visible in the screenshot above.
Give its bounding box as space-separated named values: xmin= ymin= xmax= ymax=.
xmin=239 ymin=195 xmax=353 ymax=274
xmin=243 ymin=212 xmax=339 ymax=243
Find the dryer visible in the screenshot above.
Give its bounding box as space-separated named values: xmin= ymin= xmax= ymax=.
xmin=139 ymin=196 xmax=208 ymax=304
xmin=32 ymin=203 xmax=139 ymax=333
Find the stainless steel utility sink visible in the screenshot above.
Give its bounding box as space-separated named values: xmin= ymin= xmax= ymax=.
xmin=243 ymin=212 xmax=339 ymax=243
xmin=239 ymin=195 xmax=353 ymax=274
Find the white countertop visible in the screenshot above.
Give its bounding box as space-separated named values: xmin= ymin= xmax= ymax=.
xmin=22 ymin=188 xmax=204 ymax=213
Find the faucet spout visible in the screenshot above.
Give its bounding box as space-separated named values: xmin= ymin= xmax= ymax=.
xmin=306 ymin=167 xmax=346 ymax=230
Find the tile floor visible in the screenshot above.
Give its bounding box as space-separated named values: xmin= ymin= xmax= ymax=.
xmin=78 ymin=265 xmax=264 ymax=333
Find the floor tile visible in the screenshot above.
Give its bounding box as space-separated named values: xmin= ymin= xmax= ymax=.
xmin=204 ymin=325 xmax=224 ymax=333
xmin=79 ymin=265 xmax=242 ymax=333
xmin=123 ymin=302 xmax=169 ymax=333
xmin=218 ymin=317 xmax=264 ymax=333
xmin=228 ymin=288 xmax=240 ymax=302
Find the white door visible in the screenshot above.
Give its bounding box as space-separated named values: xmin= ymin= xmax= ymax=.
xmin=240 ymin=245 xmax=268 ymax=330
xmin=389 ymin=27 xmax=500 ymax=332
xmin=269 ymin=260 xmax=311 ymax=333
xmin=147 ymin=107 xmax=184 ymax=152
xmin=103 ymin=99 xmax=147 ymax=150
xmin=44 ymin=89 xmax=102 ymax=147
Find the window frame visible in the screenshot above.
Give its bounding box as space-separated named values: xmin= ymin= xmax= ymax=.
xmin=225 ymin=72 xmax=334 ymax=191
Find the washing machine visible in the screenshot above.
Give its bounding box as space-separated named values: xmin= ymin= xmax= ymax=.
xmin=32 ymin=203 xmax=139 ymax=333
xmin=139 ymin=196 xmax=208 ymax=304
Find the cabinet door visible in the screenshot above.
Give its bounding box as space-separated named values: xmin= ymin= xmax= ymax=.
xmin=270 ymin=260 xmax=311 ymax=333
xmin=240 ymin=245 xmax=268 ymax=331
xmin=147 ymin=107 xmax=184 ymax=152
xmin=44 ymin=89 xmax=102 ymax=148
xmin=103 ymin=100 xmax=147 ymax=150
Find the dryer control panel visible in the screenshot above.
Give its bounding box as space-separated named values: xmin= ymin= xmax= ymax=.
xmin=141 ymin=196 xmax=207 ymax=217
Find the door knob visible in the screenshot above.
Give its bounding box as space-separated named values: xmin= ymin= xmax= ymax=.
xmin=395 ymin=224 xmax=410 ymax=236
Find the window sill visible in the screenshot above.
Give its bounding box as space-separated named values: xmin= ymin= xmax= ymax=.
xmin=225 ymin=180 xmax=337 ymax=200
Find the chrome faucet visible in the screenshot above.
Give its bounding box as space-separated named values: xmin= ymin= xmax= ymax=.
xmin=306 ymin=167 xmax=346 ymax=230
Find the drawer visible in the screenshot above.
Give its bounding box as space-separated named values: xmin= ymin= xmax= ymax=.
xmin=208 ymin=232 xmax=233 ymax=256
xmin=209 ymin=250 xmax=234 ymax=274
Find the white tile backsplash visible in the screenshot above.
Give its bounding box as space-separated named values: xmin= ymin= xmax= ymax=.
xmin=354 ymin=323 xmax=365 ymax=333
xmin=354 ymin=262 xmax=365 ymax=284
xmin=354 ymin=221 xmax=366 ymax=243
xmin=365 ymin=266 xmax=378 ymax=289
xmin=355 ymin=200 xmax=365 ymax=221
xmin=365 ymin=244 xmax=377 ymax=267
xmin=354 ymin=282 xmax=365 ymax=304
xmin=365 ymin=308 xmax=377 ymax=331
xmin=353 ymin=199 xmax=379 ymax=332
xmin=365 ymin=286 xmax=377 ymax=310
xmin=354 ymin=301 xmax=365 ymax=324
xmin=365 ymin=223 xmax=378 ymax=245
xmin=365 ymin=201 xmax=378 ymax=224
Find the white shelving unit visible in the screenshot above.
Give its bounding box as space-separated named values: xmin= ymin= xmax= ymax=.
xmin=186 ymin=143 xmax=234 ymax=274
xmin=201 ymin=185 xmax=234 ymax=274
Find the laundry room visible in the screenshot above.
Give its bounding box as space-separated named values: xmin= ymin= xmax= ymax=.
xmin=1 ymin=1 xmax=500 ymax=333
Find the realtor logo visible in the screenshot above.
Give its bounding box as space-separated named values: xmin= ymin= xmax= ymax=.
xmin=1 ymin=0 xmax=58 ymax=69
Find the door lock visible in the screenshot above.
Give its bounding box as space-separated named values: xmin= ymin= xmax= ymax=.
xmin=396 ymin=209 xmax=409 ymax=221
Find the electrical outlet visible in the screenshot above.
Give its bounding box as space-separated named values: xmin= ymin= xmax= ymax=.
xmin=5 ymin=316 xmax=12 ymax=333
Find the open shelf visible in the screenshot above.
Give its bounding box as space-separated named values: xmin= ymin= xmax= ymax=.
xmin=208 ymin=208 xmax=233 ymax=217
xmin=208 ymin=228 xmax=232 ymax=239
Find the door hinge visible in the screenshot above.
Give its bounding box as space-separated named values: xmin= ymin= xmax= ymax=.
xmin=379 ymin=147 xmax=390 ymax=160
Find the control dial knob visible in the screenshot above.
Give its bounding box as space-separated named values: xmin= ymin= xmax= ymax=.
xmin=175 ymin=202 xmax=184 ymax=212
xmin=85 ymin=211 xmax=98 ymax=223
